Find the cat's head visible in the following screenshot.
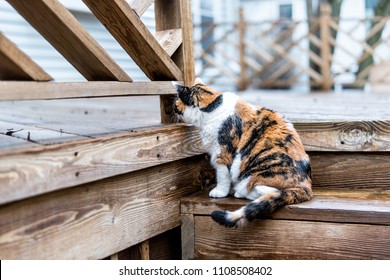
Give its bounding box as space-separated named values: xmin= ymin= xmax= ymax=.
xmin=173 ymin=78 xmax=223 ymax=124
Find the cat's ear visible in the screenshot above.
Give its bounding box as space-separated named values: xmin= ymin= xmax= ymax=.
xmin=172 ymin=81 xmax=185 ymax=92
xmin=193 ymin=77 xmax=204 ymax=86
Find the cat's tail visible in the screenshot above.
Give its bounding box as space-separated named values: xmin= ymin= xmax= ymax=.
xmin=211 ymin=187 xmax=313 ymax=228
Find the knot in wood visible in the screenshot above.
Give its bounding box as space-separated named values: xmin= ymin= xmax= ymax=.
xmin=338 ymin=122 xmax=373 ymax=149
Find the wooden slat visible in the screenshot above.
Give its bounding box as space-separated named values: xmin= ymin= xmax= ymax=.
xmin=0 ymin=134 xmax=40 ymax=150
xmin=0 ymin=119 xmax=85 ymax=145
xmin=194 ymin=217 xmax=390 ymax=259
xmin=0 ymin=124 xmax=204 ymax=205
xmin=7 ymin=0 xmax=131 ymax=82
xmin=310 ymin=153 xmax=390 ymax=190
xmin=0 ymin=33 xmax=52 ymax=81
xmin=129 ymin=0 xmax=154 ymax=17
xmin=295 ymin=121 xmax=390 ymax=152
xmin=82 ymin=0 xmax=182 ymax=81
xmin=0 ymin=81 xmax=180 ymax=100
xmin=154 ymin=29 xmax=183 ymax=57
xmin=0 ymin=156 xmax=207 ymax=259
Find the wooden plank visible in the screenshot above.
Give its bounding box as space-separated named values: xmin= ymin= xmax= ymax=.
xmin=82 ymin=0 xmax=182 ymax=81
xmin=310 ymin=153 xmax=390 ymax=190
xmin=0 ymin=134 xmax=39 ymax=150
xmin=0 ymin=33 xmax=52 ymax=81
xmin=0 ymin=124 xmax=204 ymax=205
xmin=0 ymin=156 xmax=207 ymax=259
xmin=0 ymin=120 xmax=85 ymax=145
xmin=181 ymin=214 xmax=195 ymax=260
xmin=194 ymin=217 xmax=390 ymax=259
xmin=295 ymin=121 xmax=390 ymax=152
xmin=129 ymin=0 xmax=154 ymax=17
xmin=154 ymin=29 xmax=183 ymax=57
xmin=0 ymin=81 xmax=180 ymax=100
xmin=0 ymin=96 xmax=162 ymax=135
xmin=129 ymin=240 xmax=150 ymax=260
xmin=181 ymin=187 xmax=390 ymax=226
xmin=7 ymin=0 xmax=131 ymax=82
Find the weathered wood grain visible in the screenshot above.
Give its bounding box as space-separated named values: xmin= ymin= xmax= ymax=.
xmin=181 ymin=188 xmax=390 ymax=225
xmin=0 ymin=119 xmax=85 ymax=145
xmin=128 ymin=0 xmax=154 ymax=17
xmin=0 ymin=156 xmax=207 ymax=259
xmin=194 ymin=217 xmax=390 ymax=259
xmin=155 ymin=29 xmax=183 ymax=57
xmin=297 ymin=121 xmax=390 ymax=151
xmin=0 ymin=124 xmax=203 ymax=205
xmin=0 ymin=134 xmax=39 ymax=150
xmin=0 ymin=81 xmax=179 ymax=101
xmin=0 ymin=33 xmax=52 ymax=81
xmin=310 ymin=152 xmax=390 ymax=189
xmin=82 ymin=0 xmax=182 ymax=81
xmin=7 ymin=0 xmax=131 ymax=82
xmin=181 ymin=214 xmax=195 ymax=260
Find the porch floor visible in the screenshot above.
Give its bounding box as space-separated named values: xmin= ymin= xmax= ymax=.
xmin=1 ymin=91 xmax=389 ymax=155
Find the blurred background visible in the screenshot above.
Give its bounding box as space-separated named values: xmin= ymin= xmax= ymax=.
xmin=1 ymin=0 xmax=389 ymax=92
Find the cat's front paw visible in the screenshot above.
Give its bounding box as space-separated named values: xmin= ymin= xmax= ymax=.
xmin=209 ymin=186 xmax=229 ymax=198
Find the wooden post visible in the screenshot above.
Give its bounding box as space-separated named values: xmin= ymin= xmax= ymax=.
xmin=319 ymin=3 xmax=332 ymax=91
xmin=238 ymin=7 xmax=248 ymax=91
xmin=155 ymin=0 xmax=195 ymax=123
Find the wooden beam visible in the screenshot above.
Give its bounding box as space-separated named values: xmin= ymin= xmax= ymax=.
xmin=0 ymin=124 xmax=204 ymax=205
xmin=128 ymin=0 xmax=154 ymax=17
xmin=154 ymin=29 xmax=183 ymax=57
xmin=155 ymin=0 xmax=195 ymax=123
xmin=0 ymin=81 xmax=180 ymax=100
xmin=0 ymin=33 xmax=52 ymax=81
xmin=155 ymin=0 xmax=194 ymax=85
xmin=82 ymin=0 xmax=182 ymax=81
xmin=0 ymin=156 xmax=207 ymax=259
xmin=7 ymin=0 xmax=131 ymax=82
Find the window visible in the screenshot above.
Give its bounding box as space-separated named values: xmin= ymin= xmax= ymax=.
xmin=279 ymin=4 xmax=292 ymax=19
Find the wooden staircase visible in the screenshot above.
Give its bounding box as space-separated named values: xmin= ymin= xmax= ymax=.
xmin=180 ymin=93 xmax=390 ymax=260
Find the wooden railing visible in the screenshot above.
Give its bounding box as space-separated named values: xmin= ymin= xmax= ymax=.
xmin=194 ymin=4 xmax=390 ymax=91
xmin=0 ymin=0 xmax=194 ymax=122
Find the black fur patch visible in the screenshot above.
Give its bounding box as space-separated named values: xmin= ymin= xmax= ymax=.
xmin=218 ymin=114 xmax=243 ymax=158
xmin=294 ymin=159 xmax=312 ymax=179
xmin=240 ymin=116 xmax=277 ymax=158
xmin=177 ymin=86 xmax=194 ymax=106
xmin=211 ymin=210 xmax=238 ymax=228
xmin=200 ymin=95 xmax=223 ymax=112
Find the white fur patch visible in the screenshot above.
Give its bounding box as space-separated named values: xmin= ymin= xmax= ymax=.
xmin=233 ymin=177 xmax=250 ymax=198
xmin=255 ymin=185 xmax=279 ymax=196
xmin=230 ymin=153 xmax=242 ymax=183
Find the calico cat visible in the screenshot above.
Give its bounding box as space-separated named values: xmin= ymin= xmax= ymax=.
xmin=173 ymin=78 xmax=313 ymax=228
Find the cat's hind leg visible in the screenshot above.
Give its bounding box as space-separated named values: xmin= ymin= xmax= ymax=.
xmin=234 ymin=179 xmax=278 ymax=200
xmin=209 ymin=164 xmax=231 ymax=198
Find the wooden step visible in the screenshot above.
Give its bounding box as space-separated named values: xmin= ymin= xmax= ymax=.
xmin=181 ymin=188 xmax=390 ymax=260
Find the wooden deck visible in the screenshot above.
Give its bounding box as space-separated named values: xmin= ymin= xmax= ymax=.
xmin=1 ymin=91 xmax=390 ymax=259
xmin=1 ymin=91 xmax=389 ymax=154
